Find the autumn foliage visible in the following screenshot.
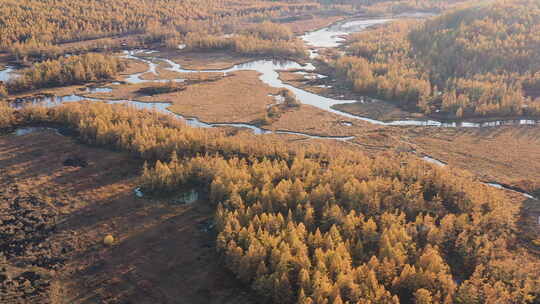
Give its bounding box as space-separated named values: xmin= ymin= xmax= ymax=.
xmin=3 ymin=102 xmax=539 ymax=303
xmin=336 ymin=0 xmax=540 ymax=119
xmin=6 ymin=53 xmax=123 ymax=93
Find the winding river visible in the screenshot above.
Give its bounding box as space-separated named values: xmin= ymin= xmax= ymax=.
xmin=7 ymin=18 xmax=539 ymax=129
xmin=0 ymin=66 xmax=16 ymax=82
xmin=2 ymin=15 xmax=537 ymax=203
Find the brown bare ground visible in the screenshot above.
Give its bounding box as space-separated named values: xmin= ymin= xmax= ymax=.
xmin=0 ymin=130 xmax=253 ymax=304
xmin=120 ymin=58 xmax=149 ymax=76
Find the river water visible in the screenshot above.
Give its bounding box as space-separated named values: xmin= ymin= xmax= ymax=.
xmin=301 ymin=18 xmax=391 ymax=48
xmin=6 ymin=18 xmax=539 ymax=129
xmin=6 ymin=16 xmax=539 ymax=199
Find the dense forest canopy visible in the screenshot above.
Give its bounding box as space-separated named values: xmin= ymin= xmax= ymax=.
xmin=1 ymin=102 xmax=539 ymax=303
xmin=337 ymin=0 xmax=540 ymax=118
xmin=0 ymin=0 xmax=319 ymax=47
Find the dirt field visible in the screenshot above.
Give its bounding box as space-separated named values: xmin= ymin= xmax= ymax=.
xmin=0 ymin=130 xmax=253 ymax=304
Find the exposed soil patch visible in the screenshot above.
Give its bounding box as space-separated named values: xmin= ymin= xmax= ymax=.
xmin=63 ymin=156 xmax=88 ymax=168
xmin=0 ymin=130 xmax=254 ymax=303
xmin=0 ymin=191 xmax=61 ymax=303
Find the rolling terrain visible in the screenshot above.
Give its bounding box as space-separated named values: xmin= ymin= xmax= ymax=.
xmin=1 ymin=0 xmax=540 ymax=303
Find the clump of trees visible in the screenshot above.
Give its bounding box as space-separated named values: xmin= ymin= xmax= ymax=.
xmin=6 ymin=53 xmax=124 ymax=93
xmin=4 ymin=101 xmax=539 ymax=303
xmin=244 ymin=21 xmax=294 ymax=41
xmin=181 ymin=22 xmax=307 ymax=58
xmin=0 ymin=83 xmax=7 ymax=99
xmin=335 ymin=0 xmax=540 ymax=119
xmin=136 ymin=82 xmax=186 ymax=96
xmin=279 ymin=88 xmax=301 ymax=107
xmin=11 ymin=102 xmax=297 ymax=161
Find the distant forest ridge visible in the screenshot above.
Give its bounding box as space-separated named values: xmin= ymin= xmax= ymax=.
xmin=0 ymin=0 xmax=468 ymax=50
xmin=337 ymin=0 xmax=540 ymax=118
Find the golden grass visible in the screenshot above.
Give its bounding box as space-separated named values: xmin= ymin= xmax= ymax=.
xmin=119 ymin=58 xmax=149 ymax=75
xmin=90 ymin=71 xmax=279 ymax=123
xmin=166 ymin=71 xmax=278 ymax=122
xmin=402 ymin=126 xmax=540 ymax=191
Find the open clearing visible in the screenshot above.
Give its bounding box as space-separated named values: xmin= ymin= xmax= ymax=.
xmin=0 ymin=130 xmax=253 ymax=304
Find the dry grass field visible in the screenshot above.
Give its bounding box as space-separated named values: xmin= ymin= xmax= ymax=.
xmin=269 ymin=104 xmax=375 ymax=136
xmin=399 ymin=126 xmax=540 ymax=192
xmin=149 ymin=50 xmax=258 ymax=71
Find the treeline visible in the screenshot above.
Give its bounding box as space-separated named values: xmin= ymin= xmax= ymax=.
xmin=3 ymin=101 xmax=539 ymax=303
xmin=335 ymin=0 xmax=540 ymax=119
xmin=10 ymin=37 xmax=140 ymax=63
xmin=5 ymin=102 xmax=302 ymax=162
xmin=318 ymin=0 xmax=469 ymax=14
xmin=0 ymin=0 xmax=470 ymax=63
xmin=0 ymin=0 xmax=320 ymax=48
xmin=4 ymin=53 xmax=123 ymax=94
